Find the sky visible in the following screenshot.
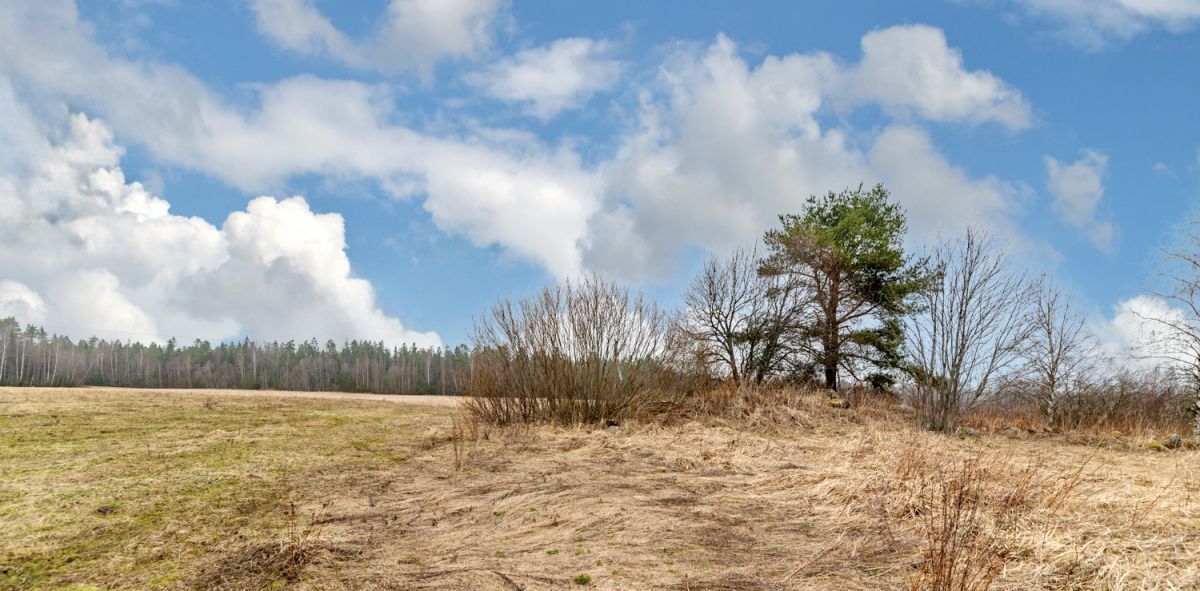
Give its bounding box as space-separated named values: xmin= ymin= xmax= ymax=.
xmin=0 ymin=0 xmax=1198 ymax=349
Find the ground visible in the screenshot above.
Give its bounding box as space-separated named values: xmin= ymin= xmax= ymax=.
xmin=1 ymin=387 xmax=1196 ymax=590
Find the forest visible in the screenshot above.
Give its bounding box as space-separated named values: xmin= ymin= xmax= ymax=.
xmin=0 ymin=318 xmax=472 ymax=395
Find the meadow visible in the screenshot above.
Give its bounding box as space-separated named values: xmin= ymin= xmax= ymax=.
xmin=1 ymin=386 xmax=1196 ymax=590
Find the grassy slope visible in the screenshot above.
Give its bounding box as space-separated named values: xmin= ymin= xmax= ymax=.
xmin=1 ymin=387 xmax=1197 ymax=590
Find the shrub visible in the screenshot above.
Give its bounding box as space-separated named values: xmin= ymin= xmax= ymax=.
xmin=466 ymin=275 xmax=672 ymax=425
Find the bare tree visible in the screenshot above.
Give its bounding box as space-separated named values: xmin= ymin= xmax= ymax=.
xmin=904 ymin=230 xmax=1037 ymax=432
xmin=679 ymin=247 xmax=807 ymax=384
xmin=1023 ymin=283 xmax=1096 ymax=426
xmin=1146 ymin=219 xmax=1200 ymax=440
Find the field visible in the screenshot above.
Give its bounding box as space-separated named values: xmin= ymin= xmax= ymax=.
xmin=1 ymin=387 xmax=1197 ymax=590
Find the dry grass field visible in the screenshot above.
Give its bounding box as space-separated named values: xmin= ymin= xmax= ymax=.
xmin=1 ymin=387 xmax=1197 ymax=590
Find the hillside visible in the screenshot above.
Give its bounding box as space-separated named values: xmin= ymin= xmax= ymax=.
xmin=1 ymin=387 xmax=1196 ymax=590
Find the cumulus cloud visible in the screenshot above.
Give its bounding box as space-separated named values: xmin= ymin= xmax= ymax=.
xmin=976 ymin=0 xmax=1200 ymax=49
xmin=1093 ymin=295 xmax=1191 ymax=365
xmin=834 ymin=25 xmax=1032 ymax=130
xmin=249 ymin=0 xmax=506 ymax=79
xmin=0 ymin=2 xmax=595 ymax=276
xmin=0 ymin=88 xmax=439 ymax=345
xmin=583 ymin=34 xmax=1033 ymax=279
xmin=467 ymin=37 xmax=622 ymax=119
xmin=0 ymin=281 xmax=46 ymax=325
xmin=1045 ymin=149 xmax=1115 ymax=250
xmin=0 ymin=3 xmax=1037 ymax=284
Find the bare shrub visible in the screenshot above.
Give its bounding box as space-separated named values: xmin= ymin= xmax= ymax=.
xmin=1055 ymin=368 xmax=1194 ymax=435
xmin=904 ymin=230 xmax=1036 ymax=432
xmin=195 ymin=500 xmax=334 ymax=590
xmin=466 ymin=275 xmax=671 ymax=425
xmin=967 ymin=365 xmax=1196 ymax=442
xmin=450 ymin=412 xmax=491 ymax=470
xmin=890 ymin=450 xmax=1085 ymax=591
xmin=276 ymin=500 xmax=332 ymax=578
xmin=910 ymin=461 xmax=1013 ymax=591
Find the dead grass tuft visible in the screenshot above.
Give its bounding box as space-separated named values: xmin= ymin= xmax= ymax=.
xmin=192 ymin=501 xmax=352 ymax=590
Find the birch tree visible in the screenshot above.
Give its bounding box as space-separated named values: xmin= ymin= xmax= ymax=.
xmin=904 ymin=230 xmax=1037 ymax=432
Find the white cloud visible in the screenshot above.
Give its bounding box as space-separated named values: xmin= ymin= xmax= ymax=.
xmin=984 ymin=0 xmax=1200 ymax=49
xmin=583 ymin=34 xmax=1034 ymax=279
xmin=0 ymin=88 xmax=439 ymax=345
xmin=1045 ymin=149 xmax=1115 ymax=250
xmin=249 ymin=0 xmax=357 ymax=64
xmin=836 ymin=25 xmax=1032 ymax=130
xmin=0 ymin=4 xmax=1037 ymax=284
xmin=417 ymin=138 xmax=600 ymax=277
xmin=185 ymin=196 xmax=441 ymax=344
xmin=0 ymin=3 xmax=595 ymax=277
xmin=249 ymin=0 xmax=506 ymax=79
xmin=467 ymin=37 xmax=622 ymax=119
xmin=0 ymin=281 xmax=46 ymax=325
xmin=1093 ymin=295 xmax=1191 ymax=366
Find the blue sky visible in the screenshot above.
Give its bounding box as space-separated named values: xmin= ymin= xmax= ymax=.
xmin=0 ymin=0 xmax=1198 ymax=347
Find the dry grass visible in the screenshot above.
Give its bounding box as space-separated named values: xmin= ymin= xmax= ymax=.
xmin=1 ymin=387 xmax=1197 ymax=590
xmin=963 ymin=403 xmax=1197 ymax=451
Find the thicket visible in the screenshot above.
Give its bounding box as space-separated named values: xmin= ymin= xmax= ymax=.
xmin=465 ymin=275 xmax=682 ymax=425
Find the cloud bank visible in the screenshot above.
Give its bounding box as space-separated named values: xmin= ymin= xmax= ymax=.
xmin=0 ymin=85 xmax=439 ymax=345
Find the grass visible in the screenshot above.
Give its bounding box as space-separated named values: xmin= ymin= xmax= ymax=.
xmin=1 ymin=386 xmax=1198 ymax=590
xmin=0 ymin=387 xmax=444 ymax=590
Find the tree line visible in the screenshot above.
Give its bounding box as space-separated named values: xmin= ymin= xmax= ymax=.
xmin=0 ymin=319 xmax=472 ymax=395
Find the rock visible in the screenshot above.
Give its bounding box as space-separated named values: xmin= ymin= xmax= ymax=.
xmin=1147 ymin=434 xmax=1182 ymax=451
xmin=827 ymin=398 xmax=850 ymax=409
xmin=604 ymin=419 xmax=620 ymax=435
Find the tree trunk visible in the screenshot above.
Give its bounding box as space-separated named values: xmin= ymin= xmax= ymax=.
xmin=823 ymin=362 xmax=838 ymax=393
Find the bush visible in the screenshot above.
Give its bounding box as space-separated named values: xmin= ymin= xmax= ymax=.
xmin=465 ymin=275 xmax=673 ymax=425
xmin=976 ymin=366 xmax=1196 ymax=439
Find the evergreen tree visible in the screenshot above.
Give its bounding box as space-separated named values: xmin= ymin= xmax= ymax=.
xmin=760 ymin=184 xmax=932 ymax=393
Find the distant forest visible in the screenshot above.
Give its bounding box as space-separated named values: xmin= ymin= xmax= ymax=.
xmin=0 ymin=317 xmax=470 ymax=395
